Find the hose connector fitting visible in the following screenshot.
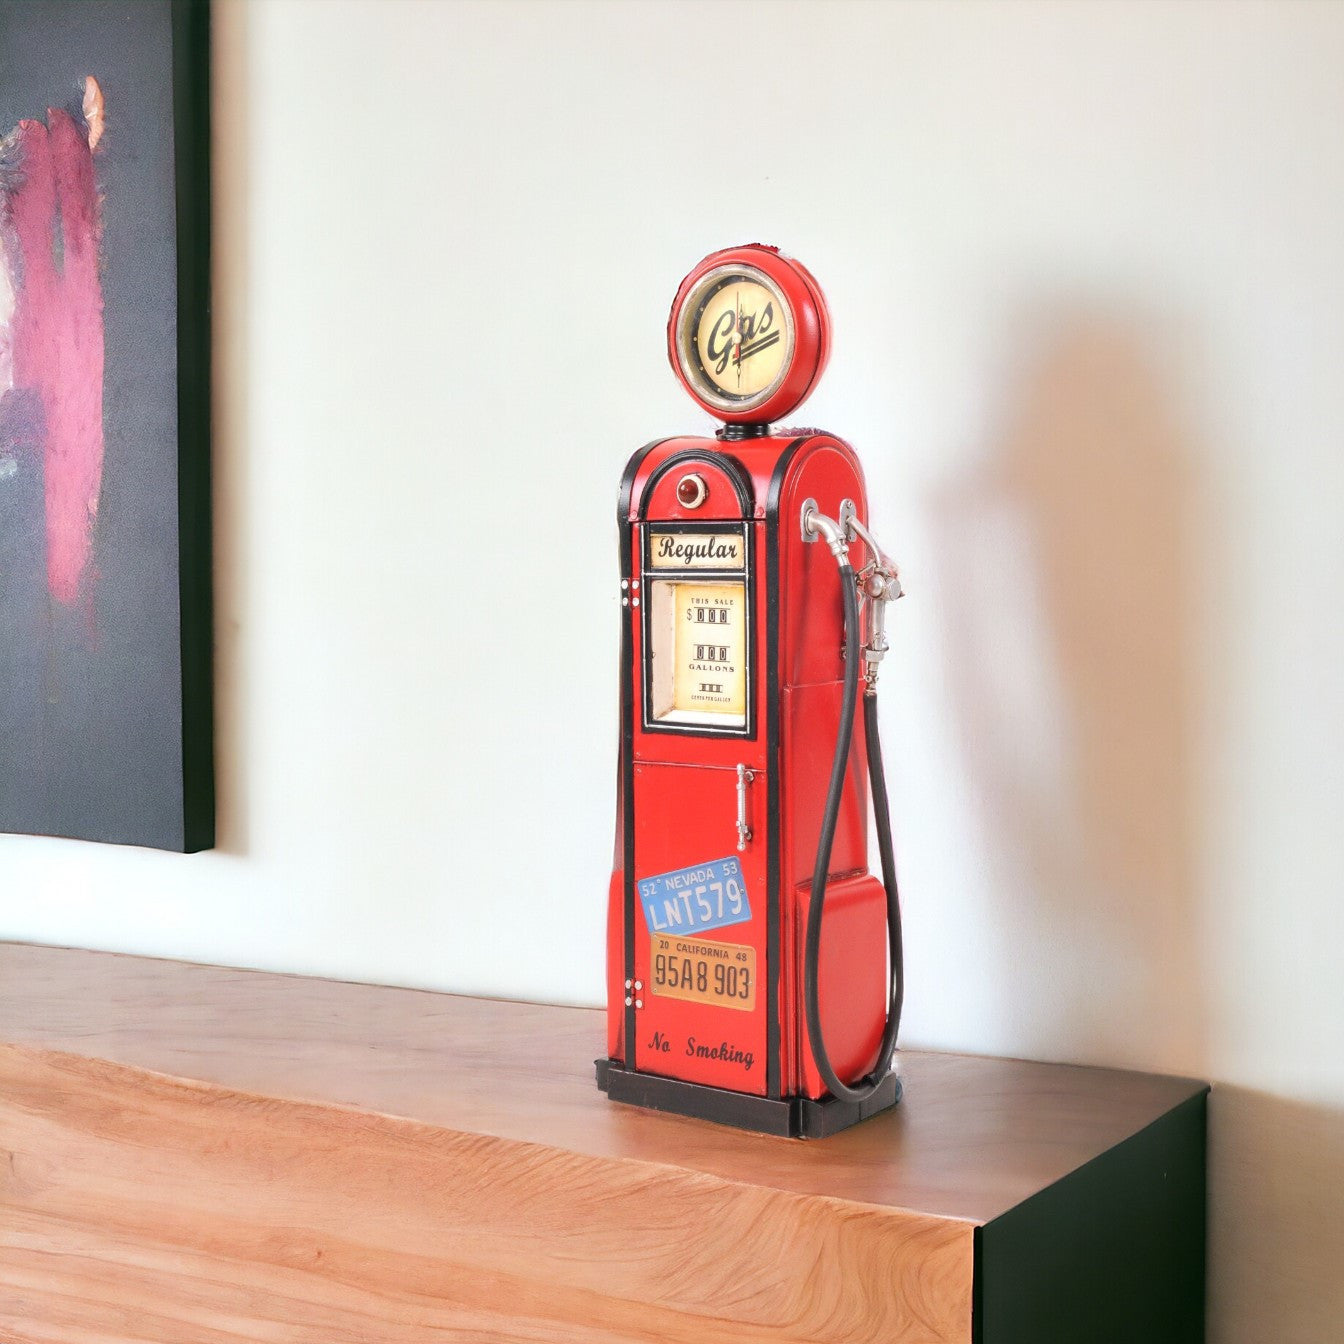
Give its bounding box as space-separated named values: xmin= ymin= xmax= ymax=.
xmin=800 ymin=500 xmax=852 ymax=567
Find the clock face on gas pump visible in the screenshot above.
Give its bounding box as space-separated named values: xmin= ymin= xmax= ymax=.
xmin=675 ymin=267 xmax=795 ymax=414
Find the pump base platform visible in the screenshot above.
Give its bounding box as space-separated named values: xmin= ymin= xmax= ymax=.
xmin=595 ymin=1058 xmax=901 ymax=1138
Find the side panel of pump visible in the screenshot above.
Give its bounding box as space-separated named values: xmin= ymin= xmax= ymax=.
xmin=770 ymin=439 xmax=889 ymax=1100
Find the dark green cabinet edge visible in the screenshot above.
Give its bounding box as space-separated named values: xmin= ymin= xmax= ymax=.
xmin=974 ymin=1088 xmax=1208 ymax=1344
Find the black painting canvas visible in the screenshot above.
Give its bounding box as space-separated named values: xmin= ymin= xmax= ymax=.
xmin=0 ymin=0 xmax=212 ymax=851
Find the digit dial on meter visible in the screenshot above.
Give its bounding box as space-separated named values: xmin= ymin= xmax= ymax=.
xmin=667 ymin=244 xmax=832 ymax=425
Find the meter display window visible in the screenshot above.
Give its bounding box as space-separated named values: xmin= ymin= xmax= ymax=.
xmin=642 ymin=525 xmax=753 ymax=736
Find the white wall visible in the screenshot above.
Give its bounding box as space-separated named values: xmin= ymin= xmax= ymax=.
xmin=2 ymin=0 xmax=1340 ymax=1336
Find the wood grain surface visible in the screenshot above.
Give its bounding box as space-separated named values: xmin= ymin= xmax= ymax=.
xmin=0 ymin=1045 xmax=971 ymax=1343
xmin=0 ymin=943 xmax=1204 ymax=1222
xmin=0 ymin=943 xmax=1205 ymax=1343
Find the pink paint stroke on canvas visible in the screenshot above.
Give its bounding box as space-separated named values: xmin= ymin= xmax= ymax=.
xmin=0 ymin=76 xmax=106 ymax=606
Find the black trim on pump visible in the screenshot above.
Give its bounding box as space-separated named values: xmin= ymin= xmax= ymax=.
xmin=763 ymin=437 xmax=808 ymax=1099
xmin=639 ymin=447 xmax=756 ymax=517
xmin=639 ymin=519 xmax=757 ymax=741
xmin=619 ymin=438 xmax=668 ymax=524
xmin=596 ymin=1059 xmax=900 ymax=1139
xmin=616 ymin=439 xmax=671 ymax=1075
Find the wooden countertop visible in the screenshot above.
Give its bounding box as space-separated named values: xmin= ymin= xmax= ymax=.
xmin=0 ymin=941 xmax=1202 ymax=1226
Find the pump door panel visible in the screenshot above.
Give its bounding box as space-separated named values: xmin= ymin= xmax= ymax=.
xmin=631 ymin=762 xmax=767 ymax=1095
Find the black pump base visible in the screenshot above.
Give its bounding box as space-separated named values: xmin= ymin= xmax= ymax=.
xmin=595 ymin=1059 xmax=901 ymax=1139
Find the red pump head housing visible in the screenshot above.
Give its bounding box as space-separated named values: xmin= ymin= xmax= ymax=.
xmin=667 ymin=244 xmax=832 ymax=426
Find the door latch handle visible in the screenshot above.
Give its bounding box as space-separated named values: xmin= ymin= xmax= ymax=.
xmin=736 ymin=764 xmax=754 ymax=852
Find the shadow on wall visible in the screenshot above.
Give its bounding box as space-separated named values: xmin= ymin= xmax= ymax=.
xmin=934 ymin=311 xmax=1206 ymax=1069
xmin=935 ymin=312 xmax=1344 ymax=1343
xmin=1208 ymin=1087 xmax=1344 ymax=1344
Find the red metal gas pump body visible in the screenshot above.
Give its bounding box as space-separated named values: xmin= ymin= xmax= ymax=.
xmin=602 ymin=433 xmax=894 ymax=1134
xmin=598 ymin=245 xmax=900 ymax=1137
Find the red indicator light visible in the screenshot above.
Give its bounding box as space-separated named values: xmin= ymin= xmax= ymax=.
xmin=677 ymin=474 xmax=708 ymax=509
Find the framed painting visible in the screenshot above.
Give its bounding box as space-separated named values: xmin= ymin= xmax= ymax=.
xmin=0 ymin=0 xmax=212 ymax=851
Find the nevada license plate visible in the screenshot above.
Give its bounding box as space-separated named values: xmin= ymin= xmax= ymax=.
xmin=637 ymin=855 xmax=752 ymax=937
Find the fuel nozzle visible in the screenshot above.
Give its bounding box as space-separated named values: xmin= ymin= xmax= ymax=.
xmin=805 ymin=499 xmax=904 ymax=694
xmin=851 ymin=524 xmax=901 ymax=694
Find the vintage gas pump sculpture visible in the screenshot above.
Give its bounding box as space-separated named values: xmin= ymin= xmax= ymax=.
xmin=597 ymin=245 xmax=905 ymax=1137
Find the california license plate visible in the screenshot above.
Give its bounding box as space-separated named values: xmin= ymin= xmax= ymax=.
xmin=650 ymin=934 xmax=756 ymax=1012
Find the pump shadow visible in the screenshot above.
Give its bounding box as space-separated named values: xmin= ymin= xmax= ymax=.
xmin=933 ymin=311 xmax=1206 ymax=1069
xmin=933 ymin=313 xmax=1344 ymax=1342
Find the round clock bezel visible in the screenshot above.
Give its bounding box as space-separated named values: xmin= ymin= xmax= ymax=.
xmin=667 ymin=245 xmax=832 ymax=426
xmin=674 ymin=264 xmax=796 ymax=416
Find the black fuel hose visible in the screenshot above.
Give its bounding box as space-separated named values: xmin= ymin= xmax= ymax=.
xmin=803 ymin=570 xmax=904 ymax=1104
